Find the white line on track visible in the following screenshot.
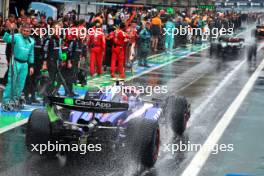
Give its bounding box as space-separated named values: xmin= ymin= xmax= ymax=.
xmin=188 ymin=44 xmax=264 ymax=126
xmin=181 ymin=54 xmax=264 ymax=176
xmin=0 ymin=118 xmax=28 ymax=134
xmin=187 ymin=59 xmax=246 ymax=126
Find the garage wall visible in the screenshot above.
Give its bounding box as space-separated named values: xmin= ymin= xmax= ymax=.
xmin=63 ymin=2 xmax=96 ymax=15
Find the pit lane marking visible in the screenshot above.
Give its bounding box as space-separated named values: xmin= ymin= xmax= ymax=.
xmin=188 ymin=59 xmax=246 ymax=126
xmin=0 ymin=118 xmax=28 ymax=134
xmin=126 ymin=45 xmax=210 ymax=82
xmin=181 ymin=52 xmax=264 ymax=176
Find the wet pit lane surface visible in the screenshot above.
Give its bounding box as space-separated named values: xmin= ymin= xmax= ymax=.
xmin=0 ymin=27 xmax=263 ymax=176
xmin=198 ymin=75 xmax=264 ymax=176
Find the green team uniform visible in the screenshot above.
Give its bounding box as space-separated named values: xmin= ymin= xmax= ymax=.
xmin=165 ymin=21 xmax=175 ymax=51
xmin=2 ymin=32 xmax=35 ymax=103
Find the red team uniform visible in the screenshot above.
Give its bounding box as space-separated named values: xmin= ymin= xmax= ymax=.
xmin=126 ymin=25 xmax=138 ymax=61
xmin=88 ymin=27 xmax=106 ymax=76
xmin=108 ymin=28 xmax=129 ymax=78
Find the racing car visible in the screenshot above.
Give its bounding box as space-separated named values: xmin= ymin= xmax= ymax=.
xmin=210 ymin=35 xmax=245 ymax=56
xmin=25 ymin=83 xmax=190 ymax=168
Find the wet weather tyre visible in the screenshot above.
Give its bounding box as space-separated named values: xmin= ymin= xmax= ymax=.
xmin=126 ymin=118 xmax=160 ymax=168
xmin=165 ymin=96 xmax=190 ymax=135
xmin=25 ymin=109 xmax=55 ymax=156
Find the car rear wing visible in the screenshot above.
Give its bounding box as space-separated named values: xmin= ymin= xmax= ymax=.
xmin=48 ymin=96 xmax=129 ymax=113
xmin=219 ymin=36 xmax=245 ymax=42
xmin=256 ymin=26 xmax=264 ymax=29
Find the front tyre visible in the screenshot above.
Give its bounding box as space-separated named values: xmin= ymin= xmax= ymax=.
xmin=164 ymin=96 xmax=190 ymax=135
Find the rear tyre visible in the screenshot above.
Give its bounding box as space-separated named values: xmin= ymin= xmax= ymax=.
xmin=164 ymin=96 xmax=190 ymax=135
xmin=25 ymin=109 xmax=56 ymax=156
xmin=126 ymin=118 xmax=160 ymax=168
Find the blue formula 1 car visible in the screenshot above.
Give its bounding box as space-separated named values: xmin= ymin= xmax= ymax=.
xmin=25 ymin=84 xmax=190 ymax=168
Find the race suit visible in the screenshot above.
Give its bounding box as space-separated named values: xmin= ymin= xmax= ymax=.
xmin=43 ymin=36 xmax=73 ymax=96
xmin=2 ymin=32 xmax=35 ymax=103
xmin=126 ymin=26 xmax=138 ymax=62
xmin=138 ymin=27 xmax=151 ymax=66
xmin=165 ymin=21 xmax=175 ymax=51
xmin=88 ymin=28 xmax=106 ymax=76
xmin=68 ymin=38 xmax=83 ymax=82
xmin=108 ymin=29 xmax=129 ymax=78
xmin=24 ymin=33 xmax=44 ymax=102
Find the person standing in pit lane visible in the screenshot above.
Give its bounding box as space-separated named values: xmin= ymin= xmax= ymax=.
xmin=108 ymin=22 xmax=129 ymax=79
xmin=61 ymin=36 xmax=78 ymax=97
xmin=77 ymin=20 xmax=88 ymax=85
xmin=39 ymin=14 xmax=47 ymax=29
xmin=23 ymin=23 xmax=43 ymax=104
xmin=107 ymin=11 xmax=115 ymax=32
xmin=1 ymin=14 xmax=18 ymax=87
xmin=2 ymin=23 xmax=35 ymax=105
xmin=125 ymin=20 xmax=138 ymax=65
xmin=164 ymin=15 xmax=175 ymax=53
xmin=47 ymin=17 xmax=54 ymax=28
xmin=88 ymin=21 xmax=106 ymax=77
xmin=151 ymin=12 xmax=162 ymax=52
xmin=68 ymin=23 xmax=85 ymax=83
xmin=42 ymin=23 xmax=76 ymax=98
xmin=138 ymin=21 xmax=151 ymax=67
xmin=92 ymin=13 xmax=103 ymax=26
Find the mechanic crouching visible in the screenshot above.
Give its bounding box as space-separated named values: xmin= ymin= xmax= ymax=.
xmin=2 ymin=23 xmax=35 ymax=105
